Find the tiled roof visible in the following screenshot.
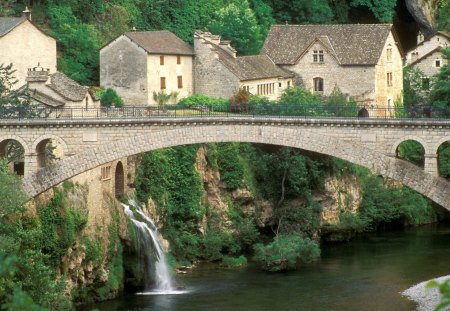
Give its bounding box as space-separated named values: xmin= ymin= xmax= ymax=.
xmin=261 ymin=24 xmax=393 ymax=65
xmin=210 ymin=43 xmax=293 ymax=81
xmin=410 ymin=46 xmax=443 ymax=65
xmin=124 ymin=30 xmax=194 ymax=55
xmin=48 ymin=72 xmax=88 ymax=101
xmin=0 ymin=17 xmax=25 ymax=37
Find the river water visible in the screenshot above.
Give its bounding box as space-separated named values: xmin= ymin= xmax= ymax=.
xmin=81 ymin=224 xmax=450 ymax=311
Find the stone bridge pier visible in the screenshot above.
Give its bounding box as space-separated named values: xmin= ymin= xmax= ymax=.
xmin=0 ymin=116 xmax=449 ymax=210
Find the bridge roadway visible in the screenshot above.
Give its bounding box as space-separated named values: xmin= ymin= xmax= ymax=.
xmin=1 ymin=115 xmax=450 ymax=209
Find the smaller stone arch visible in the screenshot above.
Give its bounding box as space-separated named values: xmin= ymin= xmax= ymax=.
xmin=115 ymin=161 xmax=125 ymax=199
xmin=0 ymin=136 xmax=28 ymax=176
xmin=431 ymin=137 xmax=450 ymax=156
xmin=32 ymin=135 xmax=69 ymax=169
xmin=389 ymin=136 xmax=430 ymax=156
xmin=0 ymin=135 xmax=30 ymax=154
xmin=436 ymin=139 xmax=450 ymax=179
xmin=393 ymin=138 xmax=426 ymax=167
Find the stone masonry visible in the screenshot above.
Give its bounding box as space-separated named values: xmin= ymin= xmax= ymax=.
xmin=1 ymin=117 xmax=450 ymax=210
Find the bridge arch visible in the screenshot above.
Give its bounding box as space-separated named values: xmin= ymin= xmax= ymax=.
xmin=389 ymin=136 xmax=430 ymax=156
xmin=0 ymin=135 xmax=29 ymax=176
xmin=32 ymin=135 xmax=69 ymax=168
xmin=23 ymin=125 xmax=450 ymax=210
xmin=0 ymin=135 xmax=30 ymax=154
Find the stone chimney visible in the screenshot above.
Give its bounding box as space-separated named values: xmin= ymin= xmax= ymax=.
xmin=417 ymin=31 xmax=424 ymax=45
xmin=26 ymin=64 xmax=50 ymax=85
xmin=219 ymin=40 xmax=237 ymax=58
xmin=23 ymin=6 xmax=31 ymax=21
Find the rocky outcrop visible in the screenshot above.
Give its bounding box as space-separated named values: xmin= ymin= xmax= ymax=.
xmin=405 ymin=0 xmax=440 ymax=35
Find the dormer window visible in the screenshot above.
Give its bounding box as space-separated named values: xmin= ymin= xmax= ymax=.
xmin=313 ymin=50 xmax=324 ymax=63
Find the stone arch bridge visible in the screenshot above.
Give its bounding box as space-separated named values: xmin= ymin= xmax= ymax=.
xmin=1 ymin=116 xmax=450 ymax=210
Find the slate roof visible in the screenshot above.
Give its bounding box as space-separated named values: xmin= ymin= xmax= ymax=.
xmin=0 ymin=17 xmax=26 ymax=37
xmin=208 ymin=42 xmax=293 ymax=81
xmin=410 ymin=46 xmax=444 ymax=65
xmin=124 ymin=30 xmax=194 ymax=56
xmin=48 ymin=72 xmax=88 ymax=101
xmin=261 ymin=24 xmax=394 ymax=65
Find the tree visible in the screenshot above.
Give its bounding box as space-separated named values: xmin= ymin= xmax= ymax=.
xmin=100 ymin=88 xmax=124 ymax=108
xmin=152 ymin=91 xmax=172 ymax=108
xmin=403 ymin=65 xmax=430 ymax=113
xmin=267 ymin=0 xmax=333 ymax=24
xmin=350 ymin=0 xmax=397 ymax=22
xmin=208 ymin=0 xmax=263 ymax=55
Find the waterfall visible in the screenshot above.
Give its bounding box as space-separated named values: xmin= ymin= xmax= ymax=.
xmin=123 ymin=200 xmax=173 ymax=292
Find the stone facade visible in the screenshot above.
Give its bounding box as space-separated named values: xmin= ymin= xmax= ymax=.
xmin=100 ymin=31 xmax=194 ymax=106
xmin=406 ymin=32 xmax=449 ymax=77
xmin=194 ymin=31 xmax=293 ymax=100
xmin=0 ymin=13 xmax=56 ymax=88
xmin=1 ymin=117 xmax=449 ymax=209
xmin=262 ymin=24 xmax=404 ymax=108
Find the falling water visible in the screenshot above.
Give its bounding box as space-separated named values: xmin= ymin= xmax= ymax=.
xmin=123 ymin=200 xmax=175 ymax=294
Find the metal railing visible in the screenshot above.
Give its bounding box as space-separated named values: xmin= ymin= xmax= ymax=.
xmin=0 ymin=104 xmax=449 ymax=120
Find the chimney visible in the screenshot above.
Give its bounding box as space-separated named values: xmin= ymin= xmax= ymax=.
xmin=219 ymin=40 xmax=237 ymax=58
xmin=23 ymin=6 xmax=31 ymax=21
xmin=417 ymin=31 xmax=424 ymax=45
xmin=26 ymin=64 xmax=50 ymax=85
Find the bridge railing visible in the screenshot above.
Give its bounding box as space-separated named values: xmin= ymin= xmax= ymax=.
xmin=0 ymin=104 xmax=449 ymax=120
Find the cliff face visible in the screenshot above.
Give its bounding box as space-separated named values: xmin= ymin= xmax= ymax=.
xmin=405 ymin=0 xmax=440 ymax=35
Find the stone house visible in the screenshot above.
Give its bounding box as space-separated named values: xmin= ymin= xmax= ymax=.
xmin=100 ymin=30 xmax=194 ymax=106
xmin=405 ymin=31 xmax=449 ymax=77
xmin=261 ymin=24 xmax=404 ymax=109
xmin=23 ymin=65 xmax=99 ymax=115
xmin=0 ymin=8 xmax=57 ymax=88
xmin=194 ymin=30 xmax=293 ymax=100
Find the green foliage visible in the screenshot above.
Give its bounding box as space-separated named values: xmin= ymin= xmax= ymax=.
xmin=221 ymin=255 xmax=248 ymax=268
xmin=438 ymin=142 xmax=450 ymax=179
xmin=152 ymin=91 xmax=173 ymax=107
xmin=397 ymin=140 xmax=425 ymax=167
xmin=267 ymin=0 xmax=333 ymax=24
xmin=177 ymin=94 xmax=229 ymax=111
xmin=253 ymin=234 xmax=320 ymax=272
xmin=208 ymin=0 xmax=263 ymax=55
xmin=100 ymin=88 xmax=124 ymax=108
xmin=202 ymin=228 xmax=235 ymax=261
xmin=82 ymin=236 xmax=103 ymax=265
xmin=403 ymin=65 xmax=429 ymax=112
xmin=216 ymin=143 xmax=245 ymax=190
xmin=429 ymin=48 xmax=450 ymax=113
xmin=277 ymin=86 xmax=324 ymax=116
xmin=0 ymin=159 xmax=27 ymax=219
xmin=325 ymin=86 xmax=358 ymax=117
xmin=350 ymin=0 xmax=396 ymax=22
xmin=437 ymin=0 xmax=450 ymax=33
xmin=427 ymin=279 xmax=450 ymax=311
xmin=47 ymin=4 xmax=100 ymax=85
xmin=275 ymin=202 xmax=322 ymax=238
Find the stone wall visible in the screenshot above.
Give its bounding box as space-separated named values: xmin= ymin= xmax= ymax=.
xmin=412 ymin=50 xmax=448 ymax=76
xmin=194 ymin=37 xmax=241 ymax=98
xmin=282 ymin=42 xmax=376 ymax=105
xmin=100 ymin=35 xmax=148 ymax=106
xmin=0 ymin=20 xmax=56 ymax=88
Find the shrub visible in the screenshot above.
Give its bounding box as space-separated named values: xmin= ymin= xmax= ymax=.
xmin=221 ymin=255 xmax=247 ymax=268
xmin=253 ymin=235 xmax=320 ymax=272
xmin=177 ymin=94 xmax=229 ymax=111
xmin=100 ymin=88 xmax=124 ymax=108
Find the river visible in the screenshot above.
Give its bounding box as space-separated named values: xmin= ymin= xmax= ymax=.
xmin=80 ymin=224 xmax=450 ymax=311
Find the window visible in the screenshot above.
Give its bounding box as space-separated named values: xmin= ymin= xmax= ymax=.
xmin=411 ymin=52 xmax=419 ymax=61
xmin=279 ymin=82 xmax=282 ymax=87
xmin=101 ymin=166 xmax=111 ymax=180
xmin=435 ymin=60 xmax=441 ymax=67
xmin=313 ymin=50 xmax=324 ymax=63
xmin=160 ymin=77 xmax=166 ymax=89
xmin=387 ymin=47 xmax=392 ymax=62
xmin=177 ymin=55 xmax=181 ymax=64
xmin=387 ymin=72 xmax=393 ymax=87
xmin=313 ymin=77 xmax=323 ymax=92
xmin=242 ymin=85 xmax=250 ymax=93
xmin=160 ymin=55 xmax=164 ymax=65
xmin=256 ymin=83 xmax=275 ymax=96
xmin=85 ymin=97 xmax=88 ymax=110
xmin=177 ymin=76 xmax=183 ymax=88
xmin=287 ymin=81 xmax=291 ymax=87
xmin=422 ymin=77 xmax=430 ymax=88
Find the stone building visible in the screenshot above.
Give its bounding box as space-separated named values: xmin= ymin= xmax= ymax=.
xmin=23 ymin=65 xmax=99 ymax=113
xmin=405 ymin=31 xmax=449 ymax=77
xmin=0 ymin=8 xmax=57 ymax=88
xmin=100 ymin=30 xmax=194 ymax=106
xmin=194 ymin=30 xmax=293 ymax=100
xmin=261 ymin=24 xmax=404 ymax=108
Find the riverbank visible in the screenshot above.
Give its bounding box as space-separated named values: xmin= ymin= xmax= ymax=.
xmin=402 ymin=275 xmax=450 ymax=311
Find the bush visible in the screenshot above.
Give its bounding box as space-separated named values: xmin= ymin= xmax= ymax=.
xmin=217 ymin=143 xmax=244 ymax=190
xmin=253 ymin=235 xmax=320 ymax=272
xmin=100 ymin=88 xmax=124 ymax=108
xmin=221 ymin=255 xmax=247 ymax=268
xmin=177 ymin=94 xmax=229 ymax=111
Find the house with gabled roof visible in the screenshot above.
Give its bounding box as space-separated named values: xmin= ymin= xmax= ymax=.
xmin=194 ymin=30 xmax=293 ymax=100
xmin=405 ymin=31 xmax=449 ymax=77
xmin=261 ymin=24 xmax=404 ymax=108
xmin=100 ymin=30 xmax=194 ymax=106
xmin=0 ymin=8 xmax=57 ymax=88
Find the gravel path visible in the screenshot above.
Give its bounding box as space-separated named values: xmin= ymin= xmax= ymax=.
xmin=402 ymin=276 xmax=450 ymax=311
